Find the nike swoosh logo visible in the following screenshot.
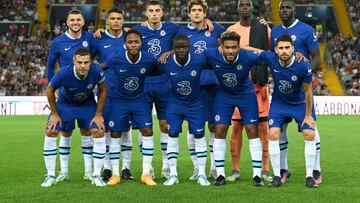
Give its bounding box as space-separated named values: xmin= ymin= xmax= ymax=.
xmin=196 ymin=129 xmax=204 ymax=132
xmin=274 ymin=69 xmax=280 ymax=73
xmin=69 ymin=88 xmax=77 ymax=90
xmin=216 ymin=65 xmax=221 ymax=68
xmin=145 ymin=122 xmax=152 ymax=125
xmin=119 ymin=69 xmax=127 ymax=72
xmin=188 ymin=35 xmax=193 ymax=38
xmin=250 ymin=119 xmax=257 ymax=122
xmin=104 ymin=45 xmax=111 ymax=48
xmin=64 ymin=47 xmax=71 ymax=51
xmin=170 ymin=72 xmax=177 ymax=75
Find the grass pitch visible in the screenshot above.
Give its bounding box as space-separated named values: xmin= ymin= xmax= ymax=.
xmin=0 ymin=115 xmax=359 ymax=202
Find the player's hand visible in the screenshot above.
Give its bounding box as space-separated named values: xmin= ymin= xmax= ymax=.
xmin=257 ymin=17 xmax=268 ymax=25
xmin=295 ymin=52 xmax=309 ymax=62
xmin=218 ymin=46 xmax=223 ymax=54
xmin=46 ymin=113 xmax=62 ymax=133
xmin=124 ymin=27 xmax=131 ymax=32
xmin=93 ymin=28 xmax=105 ymax=38
xmin=260 ymin=85 xmax=268 ymax=100
xmin=141 ymin=20 xmax=149 ymax=27
xmin=301 ymin=115 xmax=315 ymax=129
xmin=90 ymin=114 xmax=105 ymax=131
xmin=158 ymin=51 xmax=173 ymax=64
xmin=204 ymin=19 xmax=214 ymax=33
xmin=55 ymin=89 xmax=59 ymax=99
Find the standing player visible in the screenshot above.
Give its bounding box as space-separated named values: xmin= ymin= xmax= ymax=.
xmin=104 ymin=29 xmax=158 ymax=186
xmin=271 ymin=0 xmax=322 ymax=184
xmin=46 ymin=9 xmax=95 ymax=183
xmin=226 ymin=0 xmax=272 ymax=182
xmin=90 ymin=8 xmax=134 ymax=181
xmin=41 ymin=48 xmax=107 ymax=187
xmin=160 ymin=35 xmax=210 ymax=186
xmin=177 ymin=0 xmax=226 ymax=180
xmin=248 ymin=34 xmax=318 ymax=188
xmin=203 ymin=32 xmax=264 ymax=186
xmin=133 ymin=1 xmax=180 ymax=178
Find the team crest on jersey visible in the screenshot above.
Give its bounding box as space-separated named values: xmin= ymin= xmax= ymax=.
xmin=160 ymin=30 xmax=166 ymax=36
xmin=205 ymin=31 xmax=211 ymax=37
xmin=215 ymin=115 xmax=220 ymax=122
xmin=87 ymin=84 xmax=93 ymax=89
xmin=82 ymin=41 xmax=88 ymax=47
xmin=140 ymin=68 xmax=146 ymax=74
xmin=109 ymin=121 xmax=114 ymax=127
xmin=191 ymin=70 xmax=197 ymax=77
xmin=291 ymin=35 xmax=297 ymax=41
xmin=236 ymin=64 xmax=243 ymax=70
xmin=291 ymin=75 xmax=298 ymax=81
xmin=269 ymin=119 xmax=274 ymax=125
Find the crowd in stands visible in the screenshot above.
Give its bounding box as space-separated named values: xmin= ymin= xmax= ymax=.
xmin=346 ymin=0 xmax=360 ymax=36
xmin=114 ymin=0 xmax=273 ymax=22
xmin=47 ymin=0 xmax=97 ymax=4
xmin=0 ymin=0 xmax=38 ymax=21
xmin=295 ymin=0 xmax=331 ymax=4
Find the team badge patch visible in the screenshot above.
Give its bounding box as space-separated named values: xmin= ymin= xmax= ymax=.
xmin=191 ymin=70 xmax=197 ymax=77
xmin=160 ymin=30 xmax=166 ymax=36
xmin=82 ymin=41 xmax=88 ymax=47
xmin=291 ymin=35 xmax=297 ymax=41
xmin=87 ymin=84 xmax=93 ymax=89
xmin=205 ymin=31 xmax=211 ymax=37
xmin=215 ymin=115 xmax=220 ymax=122
xmin=269 ymin=119 xmax=274 ymax=125
xmin=291 ymin=75 xmax=298 ymax=81
xmin=140 ymin=68 xmax=146 ymax=74
xmin=109 ymin=121 xmax=115 ymax=127
xmin=237 ymin=64 xmax=243 ymax=70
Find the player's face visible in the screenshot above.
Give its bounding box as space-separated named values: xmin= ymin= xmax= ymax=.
xmin=279 ymin=1 xmax=295 ymax=21
xmin=125 ymin=33 xmax=142 ymax=55
xmin=238 ymin=0 xmax=253 ymax=18
xmin=173 ymin=39 xmax=190 ymax=58
xmin=107 ymin=12 xmax=124 ymax=31
xmin=275 ymin=41 xmax=294 ymax=61
xmin=188 ymin=4 xmax=206 ymax=23
xmin=222 ymin=40 xmax=240 ymax=62
xmin=66 ymin=14 xmax=85 ymax=33
xmin=145 ymin=5 xmax=163 ymax=24
xmin=73 ymin=55 xmax=91 ymax=77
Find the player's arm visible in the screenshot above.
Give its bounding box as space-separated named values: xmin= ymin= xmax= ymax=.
xmin=91 ymin=81 xmax=107 ymax=131
xmin=46 ymin=84 xmax=62 ymax=133
xmin=46 ymin=45 xmax=59 ymax=82
xmin=302 ymin=82 xmax=315 ymax=129
xmin=310 ymin=48 xmax=321 ymax=70
xmin=241 ymin=45 xmax=264 ymax=54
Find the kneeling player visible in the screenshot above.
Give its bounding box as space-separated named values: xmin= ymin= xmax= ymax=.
xmin=41 ymin=48 xmax=107 ymax=187
xmin=160 ymin=35 xmax=210 ymax=186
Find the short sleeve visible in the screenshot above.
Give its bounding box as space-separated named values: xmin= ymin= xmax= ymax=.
xmin=49 ymin=68 xmax=65 ymax=90
xmin=306 ymin=27 xmax=319 ymax=52
xmin=303 ymin=62 xmax=313 ymax=83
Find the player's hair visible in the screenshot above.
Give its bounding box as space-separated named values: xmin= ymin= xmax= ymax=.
xmin=66 ymin=9 xmax=83 ymax=19
xmin=107 ymin=7 xmax=125 ymax=18
xmin=279 ymin=0 xmax=295 ymax=7
xmin=73 ymin=48 xmax=90 ymax=57
xmin=220 ymin=31 xmax=241 ymax=44
xmin=145 ymin=0 xmax=164 ymax=9
xmin=124 ymin=29 xmax=143 ymax=42
xmin=275 ymin=34 xmax=293 ymax=46
xmin=172 ymin=34 xmax=190 ymax=47
xmin=187 ymin=0 xmax=208 ymax=14
xmin=238 ymin=0 xmax=253 ymax=8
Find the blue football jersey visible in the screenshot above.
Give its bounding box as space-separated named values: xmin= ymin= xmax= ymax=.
xmin=178 ymin=22 xmax=226 ymax=85
xmin=159 ymin=53 xmax=208 ymax=104
xmin=105 ymin=50 xmax=158 ymax=101
xmin=50 ymin=63 xmax=105 ymax=105
xmin=259 ymin=51 xmax=313 ymax=105
xmin=90 ymin=29 xmax=125 ymax=98
xmin=47 ymin=31 xmax=93 ymax=81
xmin=204 ymin=48 xmax=259 ymax=95
xmin=271 ymin=19 xmax=319 ymax=58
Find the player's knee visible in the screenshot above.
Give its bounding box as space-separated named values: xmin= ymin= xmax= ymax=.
xmin=46 ymin=131 xmax=59 ymax=137
xmin=61 ymin=131 xmax=72 ymax=137
xmin=269 ymin=129 xmax=280 ymax=140
xmin=207 ymin=123 xmax=215 ymax=132
xmin=303 ymin=130 xmax=315 ymax=141
xmin=111 ymin=131 xmax=122 ymax=138
xmin=80 ymin=128 xmax=90 ymax=136
xmin=91 ymin=129 xmax=104 ymax=138
xmin=194 ymin=134 xmax=204 ymax=139
xmin=169 ymin=133 xmax=179 ymax=138
xmin=159 ymin=122 xmax=168 ymax=133
xmin=245 ymin=125 xmax=258 ymax=139
xmin=140 ymin=128 xmax=153 ymax=136
xmin=214 ymin=124 xmax=228 ymax=139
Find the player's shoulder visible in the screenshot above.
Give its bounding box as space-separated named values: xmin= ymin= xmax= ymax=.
xmin=227 ymin=22 xmax=240 ymax=31
xmin=163 ymin=21 xmax=179 ymax=29
xmin=141 ymin=51 xmax=157 ymax=61
xmin=90 ymin=63 xmax=102 ymax=72
xmin=297 ymin=21 xmax=315 ymax=31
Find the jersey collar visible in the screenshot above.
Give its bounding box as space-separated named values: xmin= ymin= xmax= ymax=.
xmin=187 ymin=23 xmax=207 ymax=30
xmin=279 ymin=55 xmax=295 ymax=68
xmin=65 ymin=31 xmax=82 ymax=40
xmin=222 ymin=53 xmax=239 ymax=64
xmin=125 ymin=50 xmax=142 ymax=64
xmin=281 ymin=19 xmax=299 ymax=29
xmin=147 ymin=22 xmax=163 ymax=30
xmin=105 ymin=29 xmax=123 ymax=38
xmin=73 ymin=65 xmax=88 ymax=80
xmin=173 ymin=53 xmax=191 ymax=67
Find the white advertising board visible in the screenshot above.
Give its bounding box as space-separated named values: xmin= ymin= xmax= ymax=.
xmin=0 ymin=96 xmax=359 ymax=116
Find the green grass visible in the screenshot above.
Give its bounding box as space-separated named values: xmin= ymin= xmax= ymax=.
xmin=0 ymin=115 xmax=359 ymax=202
